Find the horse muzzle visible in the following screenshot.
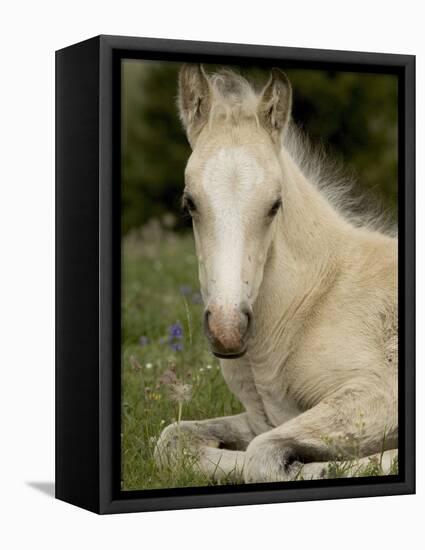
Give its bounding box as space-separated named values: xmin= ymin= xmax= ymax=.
xmin=203 ymin=302 xmax=253 ymax=359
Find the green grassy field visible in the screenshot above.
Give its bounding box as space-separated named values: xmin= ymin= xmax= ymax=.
xmin=121 ymin=220 xmax=397 ymax=491
xmin=121 ymin=220 xmax=244 ymax=490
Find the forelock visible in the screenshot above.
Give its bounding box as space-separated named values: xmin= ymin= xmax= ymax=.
xmin=208 ymin=70 xmax=260 ymax=127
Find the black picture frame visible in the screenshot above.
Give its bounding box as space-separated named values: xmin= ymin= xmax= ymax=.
xmin=55 ymin=35 xmax=415 ymax=514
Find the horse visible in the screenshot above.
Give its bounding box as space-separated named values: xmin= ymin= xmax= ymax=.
xmin=154 ymin=65 xmax=398 ymax=482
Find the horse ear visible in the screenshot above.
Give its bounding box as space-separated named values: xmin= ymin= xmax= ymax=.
xmin=178 ymin=64 xmax=212 ymax=148
xmin=258 ymin=69 xmax=292 ymax=143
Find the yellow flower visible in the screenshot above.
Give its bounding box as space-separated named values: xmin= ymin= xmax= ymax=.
xmin=149 ymin=392 xmax=162 ymax=401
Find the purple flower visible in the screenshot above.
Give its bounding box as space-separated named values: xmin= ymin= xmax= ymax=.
xmin=138 ymin=335 xmax=150 ymax=347
xmin=168 ymin=322 xmax=184 ymax=352
xmin=170 ymin=341 xmax=184 ymax=352
xmin=179 ymin=285 xmax=192 ymax=296
xmin=169 ymin=322 xmax=183 ymax=339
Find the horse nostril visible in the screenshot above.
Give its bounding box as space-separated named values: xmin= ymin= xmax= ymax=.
xmin=246 ymin=309 xmax=252 ymax=330
xmin=203 ymin=309 xmax=212 ymax=337
xmin=240 ymin=305 xmax=252 ymax=338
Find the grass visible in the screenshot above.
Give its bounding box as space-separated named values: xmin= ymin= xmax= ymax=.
xmin=121 ymin=219 xmax=398 ymax=491
xmin=121 ymin=220 xmax=243 ymax=491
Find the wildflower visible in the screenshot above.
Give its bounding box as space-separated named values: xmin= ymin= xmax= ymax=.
xmin=159 ymin=369 xmax=193 ymax=404
xmin=168 ymin=381 xmax=192 ymax=404
xmin=168 ymin=322 xmax=184 ymax=352
xmin=206 ymin=364 xmax=212 ymax=370
xmin=138 ymin=335 xmax=149 ymax=347
xmin=159 ymin=368 xmax=177 ymax=386
xmin=199 ymin=367 xmax=205 ymax=373
xmin=145 ymin=362 xmax=153 ymax=369
xmin=146 ymin=388 xmax=161 ymax=400
xmin=170 ymin=341 xmax=184 ymax=352
xmin=169 ymin=322 xmax=183 ymax=339
xmin=129 ymin=355 xmax=143 ymax=371
xmin=179 ymin=285 xmax=192 ymax=296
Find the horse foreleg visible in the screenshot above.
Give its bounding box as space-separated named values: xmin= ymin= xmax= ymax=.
xmin=198 ymin=447 xmax=246 ymax=481
xmin=154 ymin=412 xmax=255 ymax=480
xmin=244 ymin=383 xmax=397 ymax=483
xmin=298 ymin=449 xmax=398 ymax=479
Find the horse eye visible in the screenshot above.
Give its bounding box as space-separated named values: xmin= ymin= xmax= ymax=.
xmin=268 ymin=198 xmax=282 ymax=217
xmin=183 ymin=195 xmax=197 ymax=214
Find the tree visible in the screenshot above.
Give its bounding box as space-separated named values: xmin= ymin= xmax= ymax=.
xmin=122 ymin=61 xmax=397 ymax=234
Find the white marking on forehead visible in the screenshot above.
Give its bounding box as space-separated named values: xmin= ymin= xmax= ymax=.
xmin=202 ymin=146 xmax=264 ymax=198
xmin=200 ymin=146 xmax=264 ymax=306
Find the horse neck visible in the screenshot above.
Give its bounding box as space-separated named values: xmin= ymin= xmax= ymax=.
xmin=254 ymin=148 xmax=347 ymax=334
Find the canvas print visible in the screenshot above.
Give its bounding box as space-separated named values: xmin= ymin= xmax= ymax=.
xmin=121 ymin=60 xmax=398 ymax=491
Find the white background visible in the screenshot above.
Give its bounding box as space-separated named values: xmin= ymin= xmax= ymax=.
xmin=0 ymin=1 xmax=422 ymax=548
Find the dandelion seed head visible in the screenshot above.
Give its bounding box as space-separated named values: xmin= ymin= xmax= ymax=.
xmin=168 ymin=381 xmax=192 ymax=404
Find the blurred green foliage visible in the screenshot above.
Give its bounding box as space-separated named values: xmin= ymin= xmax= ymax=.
xmin=122 ymin=60 xmax=397 ymax=234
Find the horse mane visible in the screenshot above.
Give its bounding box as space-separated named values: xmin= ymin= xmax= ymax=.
xmin=206 ymin=69 xmax=396 ymax=237
xmin=283 ymin=123 xmax=397 ymax=237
